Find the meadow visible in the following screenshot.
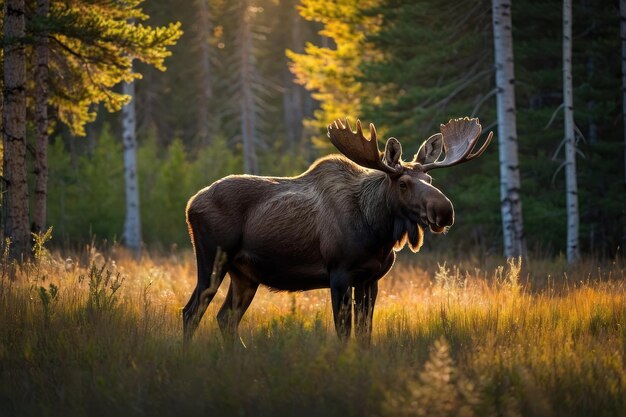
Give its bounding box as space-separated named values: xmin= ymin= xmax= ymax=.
xmin=0 ymin=241 xmax=625 ymax=417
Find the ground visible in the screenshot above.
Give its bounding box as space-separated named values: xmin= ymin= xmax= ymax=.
xmin=0 ymin=245 xmax=624 ymax=417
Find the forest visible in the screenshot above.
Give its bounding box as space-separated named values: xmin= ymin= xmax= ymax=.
xmin=1 ymin=0 xmax=626 ymax=416
xmin=1 ymin=0 xmax=624 ymax=259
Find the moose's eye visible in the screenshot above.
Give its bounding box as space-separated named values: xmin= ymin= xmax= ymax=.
xmin=399 ymin=181 xmax=407 ymax=190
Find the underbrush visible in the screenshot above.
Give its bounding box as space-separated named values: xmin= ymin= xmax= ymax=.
xmin=0 ymin=243 xmax=624 ymax=416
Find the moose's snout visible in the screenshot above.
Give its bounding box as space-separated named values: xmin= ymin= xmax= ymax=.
xmin=426 ymin=197 xmax=454 ymax=228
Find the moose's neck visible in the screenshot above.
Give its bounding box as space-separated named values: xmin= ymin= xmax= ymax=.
xmin=358 ymin=171 xmax=395 ymax=242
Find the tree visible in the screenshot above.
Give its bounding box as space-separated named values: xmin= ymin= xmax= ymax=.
xmin=44 ymin=1 xmax=182 ymax=136
xmin=2 ymin=0 xmax=30 ymax=260
xmin=238 ymin=0 xmax=258 ymax=174
xmin=122 ymin=66 xmax=141 ymax=257
xmin=622 ymin=0 xmax=626 ymax=185
xmin=1 ymin=0 xmax=181 ymax=260
xmin=562 ymin=0 xmax=579 ymax=263
xmin=288 ymin=0 xmax=379 ymax=151
xmin=194 ymin=0 xmax=214 ymax=147
xmin=491 ymin=0 xmax=525 ymax=257
xmin=622 ymin=0 xmax=626 ymax=251
xmin=361 ymin=0 xmax=493 ymax=147
xmin=32 ymin=0 xmax=50 ymax=235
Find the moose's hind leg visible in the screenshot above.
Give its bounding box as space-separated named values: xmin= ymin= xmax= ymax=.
xmin=216 ymin=270 xmax=258 ymax=343
xmin=183 ymin=245 xmax=228 ymax=342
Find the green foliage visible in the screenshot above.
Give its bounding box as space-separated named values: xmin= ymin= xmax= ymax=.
xmin=292 ymin=0 xmax=625 ymax=256
xmin=362 ymin=0 xmax=493 ymax=147
xmin=288 ymin=0 xmax=380 ymax=151
xmin=79 ymin=264 xmax=124 ymax=316
xmin=148 ymin=139 xmax=191 ymax=245
xmin=35 ymin=0 xmax=182 ymax=135
xmin=48 ymin=128 xmax=242 ymax=246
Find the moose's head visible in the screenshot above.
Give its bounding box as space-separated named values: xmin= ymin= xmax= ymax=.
xmin=328 ymin=117 xmax=493 ymax=251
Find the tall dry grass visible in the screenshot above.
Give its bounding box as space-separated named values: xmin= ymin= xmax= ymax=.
xmin=0 ymin=241 xmax=625 ymax=416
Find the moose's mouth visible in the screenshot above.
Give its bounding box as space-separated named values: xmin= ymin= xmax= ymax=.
xmin=413 ymin=212 xmax=449 ymax=234
xmin=429 ymin=224 xmax=448 ymax=234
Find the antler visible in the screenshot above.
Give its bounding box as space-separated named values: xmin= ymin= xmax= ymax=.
xmin=420 ymin=117 xmax=493 ymax=171
xmin=327 ymin=118 xmax=402 ymax=174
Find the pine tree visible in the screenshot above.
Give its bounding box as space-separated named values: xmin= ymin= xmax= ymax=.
xmin=2 ymin=0 xmax=30 ymax=260
xmin=238 ymin=0 xmax=258 ymax=174
xmin=43 ymin=1 xmax=182 ymax=136
xmin=194 ymin=0 xmax=214 ymax=147
xmin=361 ymin=0 xmax=493 ymax=147
xmin=1 ymin=0 xmax=181 ymax=260
xmin=288 ymin=0 xmax=380 ymax=151
xmin=621 ymin=0 xmax=626 ymax=250
xmin=32 ymin=0 xmax=49 ymax=235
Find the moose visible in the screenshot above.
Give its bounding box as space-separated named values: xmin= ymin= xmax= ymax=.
xmin=183 ymin=117 xmax=492 ymax=343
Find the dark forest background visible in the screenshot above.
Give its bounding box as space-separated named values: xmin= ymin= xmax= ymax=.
xmin=13 ymin=0 xmax=626 ymax=257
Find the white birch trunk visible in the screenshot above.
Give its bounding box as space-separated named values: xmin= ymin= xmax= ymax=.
xmin=492 ymin=0 xmax=525 ymax=258
xmin=122 ymin=71 xmax=142 ymax=257
xmin=240 ymin=3 xmax=258 ymax=175
xmin=563 ymin=0 xmax=579 ymax=263
xmin=2 ymin=0 xmax=30 ymax=260
xmin=33 ymin=0 xmax=50 ymax=235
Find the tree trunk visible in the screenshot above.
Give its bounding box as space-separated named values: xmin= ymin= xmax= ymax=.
xmin=239 ymin=2 xmax=258 ymax=175
xmin=122 ymin=72 xmax=142 ymax=257
xmin=563 ymin=0 xmax=579 ymax=263
xmin=622 ymin=0 xmax=626 ymax=251
xmin=491 ymin=0 xmax=525 ymax=258
xmin=195 ymin=0 xmax=213 ymax=147
xmin=32 ymin=0 xmax=50 ymax=235
xmin=622 ymin=0 xmax=626 ymax=184
xmin=2 ymin=0 xmax=30 ymax=260
xmin=282 ymin=0 xmax=305 ymax=150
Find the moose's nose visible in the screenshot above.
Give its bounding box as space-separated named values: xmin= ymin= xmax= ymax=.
xmin=427 ymin=198 xmax=454 ymax=227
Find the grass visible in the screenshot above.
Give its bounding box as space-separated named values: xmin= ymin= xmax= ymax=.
xmin=0 ymin=242 xmax=625 ymax=417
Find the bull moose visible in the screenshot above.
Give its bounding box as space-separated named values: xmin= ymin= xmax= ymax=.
xmin=183 ymin=117 xmax=492 ymax=343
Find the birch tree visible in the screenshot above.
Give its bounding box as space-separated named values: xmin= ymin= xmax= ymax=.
xmin=32 ymin=0 xmax=50 ymax=235
xmin=491 ymin=0 xmax=525 ymax=257
xmin=2 ymin=0 xmax=30 ymax=260
xmin=122 ymin=69 xmax=142 ymax=257
xmin=562 ymin=0 xmax=579 ymax=263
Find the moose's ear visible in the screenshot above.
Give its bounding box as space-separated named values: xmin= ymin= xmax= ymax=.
xmin=383 ymin=137 xmax=402 ymax=168
xmin=414 ymin=133 xmax=443 ymax=164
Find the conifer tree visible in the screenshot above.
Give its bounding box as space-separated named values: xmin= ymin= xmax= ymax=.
xmin=288 ymin=0 xmax=379 ymax=150
xmin=1 ymin=0 xmax=181 ymax=260
xmin=2 ymin=0 xmax=29 ymax=259
xmin=32 ymin=0 xmax=49 ymax=235
xmin=194 ymin=0 xmax=214 ymax=147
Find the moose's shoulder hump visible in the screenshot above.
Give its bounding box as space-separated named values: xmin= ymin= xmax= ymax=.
xmin=305 ymin=154 xmax=365 ymax=176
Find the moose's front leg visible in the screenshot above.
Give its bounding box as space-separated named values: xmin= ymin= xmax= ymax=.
xmin=354 ymin=280 xmax=378 ymax=345
xmin=330 ymin=273 xmax=352 ymax=340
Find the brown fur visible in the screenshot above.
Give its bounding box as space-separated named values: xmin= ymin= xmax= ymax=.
xmin=182 ymin=153 xmax=455 ymax=343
